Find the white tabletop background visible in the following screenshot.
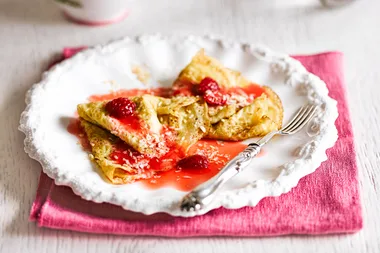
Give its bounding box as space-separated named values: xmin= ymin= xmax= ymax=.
xmin=1 ymin=0 xmax=379 ymax=252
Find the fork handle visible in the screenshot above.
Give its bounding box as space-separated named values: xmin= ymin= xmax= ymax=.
xmin=181 ymin=143 xmax=261 ymax=210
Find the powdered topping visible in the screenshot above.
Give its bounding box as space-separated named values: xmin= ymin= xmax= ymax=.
xmin=110 ymin=141 xmax=151 ymax=172
xmin=203 ymin=90 xmax=227 ymax=106
xmin=224 ymin=84 xmax=265 ymax=106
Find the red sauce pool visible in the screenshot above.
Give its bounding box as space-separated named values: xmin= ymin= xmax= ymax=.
xmin=67 ymin=118 xmax=91 ymax=152
xmin=109 ymin=130 xmax=182 ymax=173
xmin=118 ymin=115 xmax=143 ymax=131
xmin=69 ymin=83 xmax=267 ymax=192
xmin=110 ymin=141 xmax=146 ymax=166
xmin=228 ymin=83 xmax=265 ymax=98
xmin=141 ymin=140 xmax=248 ymax=191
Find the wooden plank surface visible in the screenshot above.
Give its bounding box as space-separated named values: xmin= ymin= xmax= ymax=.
xmin=0 ymin=0 xmax=379 ymax=252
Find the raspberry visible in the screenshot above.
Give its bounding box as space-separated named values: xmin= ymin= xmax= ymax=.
xmin=203 ymin=90 xmax=227 ymax=106
xmin=198 ymin=77 xmax=220 ymax=94
xmin=177 ymin=154 xmax=209 ymax=170
xmin=105 ymin=97 xmax=136 ymax=119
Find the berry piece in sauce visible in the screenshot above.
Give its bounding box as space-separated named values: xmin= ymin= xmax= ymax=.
xmin=177 ymin=154 xmax=209 ymax=170
xmin=203 ymin=90 xmax=227 ymax=106
xmin=198 ymin=77 xmax=220 ymax=94
xmin=105 ymin=97 xmax=136 ymax=119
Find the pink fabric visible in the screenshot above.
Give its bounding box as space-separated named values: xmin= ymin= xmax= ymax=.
xmin=30 ymin=48 xmax=363 ymax=236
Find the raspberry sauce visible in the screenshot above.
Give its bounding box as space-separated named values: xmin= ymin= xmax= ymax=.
xmin=228 ymin=83 xmax=266 ymax=98
xmin=141 ymin=140 xmax=248 ymax=191
xmin=105 ymin=135 xmax=254 ymax=192
xmin=66 ymin=118 xmax=91 ymax=152
xmin=110 ymin=139 xmax=185 ymax=173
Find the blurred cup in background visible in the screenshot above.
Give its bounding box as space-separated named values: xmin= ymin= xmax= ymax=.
xmin=320 ymin=0 xmax=357 ymax=7
xmin=54 ymin=0 xmax=133 ymax=26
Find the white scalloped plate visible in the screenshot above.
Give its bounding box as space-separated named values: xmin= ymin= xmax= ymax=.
xmin=19 ymin=35 xmax=338 ymax=217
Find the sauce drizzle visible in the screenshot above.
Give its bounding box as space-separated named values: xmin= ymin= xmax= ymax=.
xmin=141 ymin=140 xmax=247 ymax=191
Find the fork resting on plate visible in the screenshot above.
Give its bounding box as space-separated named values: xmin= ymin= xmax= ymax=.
xmin=180 ymin=104 xmax=317 ymax=212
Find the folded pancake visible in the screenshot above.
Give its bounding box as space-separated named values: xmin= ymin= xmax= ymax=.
xmin=157 ymin=96 xmax=210 ymax=149
xmin=78 ymin=95 xmax=210 ymax=157
xmin=173 ymin=49 xmax=251 ymax=92
xmin=207 ymin=88 xmax=283 ymax=140
xmin=173 ymin=49 xmax=283 ymax=139
xmin=80 ymin=119 xmax=153 ymax=184
xmin=78 ymin=95 xmax=166 ymax=157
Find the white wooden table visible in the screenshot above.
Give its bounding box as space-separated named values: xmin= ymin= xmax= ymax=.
xmin=1 ymin=0 xmax=379 ymax=252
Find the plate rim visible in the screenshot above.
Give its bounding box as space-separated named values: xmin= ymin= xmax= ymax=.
xmin=19 ymin=34 xmax=339 ymax=217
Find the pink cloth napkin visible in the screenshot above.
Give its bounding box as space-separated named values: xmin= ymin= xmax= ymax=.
xmin=30 ymin=48 xmax=363 ymax=236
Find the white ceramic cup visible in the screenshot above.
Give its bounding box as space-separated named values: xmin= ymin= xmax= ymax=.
xmin=54 ymin=0 xmax=132 ymax=26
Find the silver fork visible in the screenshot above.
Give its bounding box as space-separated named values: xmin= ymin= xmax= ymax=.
xmin=180 ymin=104 xmax=318 ymax=212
